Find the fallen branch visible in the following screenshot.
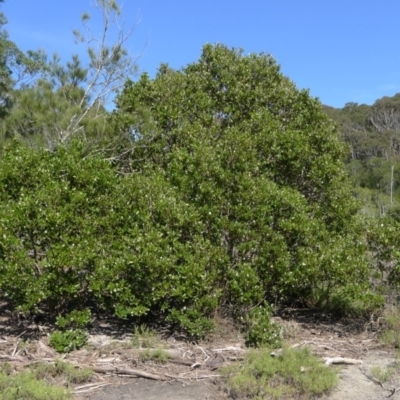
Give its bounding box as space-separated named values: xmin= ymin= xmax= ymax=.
xmin=92 ymin=365 xmax=168 ymax=380
xmin=73 ymin=382 xmax=111 ymax=394
xmin=195 ymin=374 xmax=222 ymax=379
xmin=317 ymin=344 xmax=337 ymax=352
xmin=0 ymin=354 xmax=26 ymax=362
xmin=12 ymin=340 xmax=20 ymax=356
xmin=112 ymin=348 xmax=182 ymax=359
xmin=387 ymin=387 xmax=400 ymax=398
xmin=323 ymin=357 xmax=362 ymax=365
xmin=227 ymin=356 xmax=244 ymax=361
xmin=168 ymin=358 xmax=194 ymax=366
xmin=211 ymin=346 xmax=246 ymax=352
xmin=95 ymin=357 xmax=122 ymax=364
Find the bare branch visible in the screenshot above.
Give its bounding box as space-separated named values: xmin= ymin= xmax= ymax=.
xmin=370 ymin=108 xmax=400 ymax=133
xmin=60 ymin=0 xmax=143 ymax=144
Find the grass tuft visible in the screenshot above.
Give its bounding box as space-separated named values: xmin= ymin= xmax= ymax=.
xmin=370 ymin=365 xmax=395 ymax=383
xmin=0 ymin=370 xmax=71 ymax=400
xmin=139 ymin=348 xmax=170 ymax=363
xmin=222 ymin=346 xmax=338 ymax=399
xmin=131 ymin=324 xmax=159 ymax=348
xmin=29 ymin=359 xmax=93 ymax=385
xmin=379 ymin=307 xmax=400 ymax=348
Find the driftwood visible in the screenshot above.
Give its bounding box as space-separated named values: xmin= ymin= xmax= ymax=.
xmin=0 ymin=354 xmax=26 ymax=362
xmin=167 ymin=358 xmax=194 ymax=366
xmin=113 ymin=348 xmax=196 ymax=367
xmin=323 ymin=357 xmax=363 ymax=366
xmin=211 ymin=346 xmax=246 ymax=352
xmin=92 ymin=365 xmax=168 ymax=380
xmin=95 ymin=357 xmax=122 ymax=364
xmin=112 ymin=348 xmax=181 ymax=357
xmin=73 ymin=382 xmax=111 ymax=395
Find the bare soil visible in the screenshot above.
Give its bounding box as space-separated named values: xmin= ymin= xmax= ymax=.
xmin=1 ymin=308 xmax=400 ymax=400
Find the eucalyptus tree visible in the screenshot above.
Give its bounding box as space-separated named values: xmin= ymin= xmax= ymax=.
xmin=2 ymin=0 xmax=139 ymax=151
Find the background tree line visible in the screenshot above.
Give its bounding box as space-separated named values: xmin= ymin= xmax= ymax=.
xmin=323 ymin=94 xmax=400 ymax=217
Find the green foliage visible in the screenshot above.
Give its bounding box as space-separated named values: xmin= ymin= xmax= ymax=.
xmin=324 ymin=286 xmax=383 ymax=317
xmin=139 ymin=348 xmax=169 ymax=363
xmin=244 ymin=305 xmax=282 ymax=348
xmin=0 ymin=0 xmax=137 ymax=155
xmin=370 ymin=365 xmax=395 ymax=383
xmin=30 ymin=359 xmax=93 ymax=384
xmin=0 ymin=362 xmax=11 ymax=376
xmin=0 ymin=53 xmax=111 ymax=149
xmin=49 ymin=329 xmax=88 ymax=353
xmin=366 ymin=218 xmax=400 ymax=286
xmin=222 ymin=346 xmax=338 ymax=399
xmin=56 ymin=309 xmax=91 ymax=330
xmin=131 ymin=325 xmax=159 ymax=348
xmin=0 ymin=3 xmax=48 ymax=146
xmin=324 ymin=94 xmax=400 ymax=221
xmin=166 ymin=307 xmax=216 ymax=338
xmin=0 ymin=43 xmax=383 ymax=337
xmin=0 ymin=140 xmax=221 ymax=335
xmin=114 ymin=43 xmax=373 ymax=312
xmin=379 ymin=307 xmax=400 ymax=348
xmin=51 ymin=310 xmax=91 ymax=354
xmin=0 ymin=15 xmax=22 ymax=119
xmin=0 ymin=370 xmax=71 ymax=400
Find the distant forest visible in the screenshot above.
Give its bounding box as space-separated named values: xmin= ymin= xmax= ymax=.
xmin=323 ymin=94 xmax=400 ymax=217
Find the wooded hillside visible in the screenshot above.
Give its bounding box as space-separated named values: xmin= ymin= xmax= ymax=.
xmin=323 ymin=94 xmax=400 ymax=217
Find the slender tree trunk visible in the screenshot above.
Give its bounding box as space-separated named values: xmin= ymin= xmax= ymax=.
xmin=391 ymin=164 xmax=394 ymax=206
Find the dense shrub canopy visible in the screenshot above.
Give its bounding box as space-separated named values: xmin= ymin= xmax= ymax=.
xmin=0 ymin=141 xmax=221 ymax=334
xmin=114 ymin=44 xmax=372 ymax=308
xmin=0 ymin=45 xmax=377 ymax=336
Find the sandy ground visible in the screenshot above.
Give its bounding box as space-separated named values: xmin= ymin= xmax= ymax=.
xmin=82 ymin=310 xmax=400 ymax=400
xmin=84 ymin=350 xmax=400 ymax=400
xmin=320 ymin=351 xmax=400 ymax=400
xmin=2 ymin=308 xmax=400 ymax=400
xmin=89 ymin=380 xmax=226 ymax=400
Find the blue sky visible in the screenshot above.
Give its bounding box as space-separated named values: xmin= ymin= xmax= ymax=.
xmin=3 ymin=1 xmax=400 ymax=109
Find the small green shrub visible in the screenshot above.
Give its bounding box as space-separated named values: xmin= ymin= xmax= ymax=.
xmin=49 ymin=329 xmax=88 ymax=353
xmin=324 ymin=287 xmax=383 ymax=317
xmin=379 ymin=308 xmax=400 ymax=348
xmin=370 ymin=365 xmax=395 ymax=383
xmin=0 ymin=370 xmax=71 ymax=399
xmin=381 ymin=329 xmax=400 ymax=349
xmin=222 ymin=346 xmax=338 ymax=399
xmin=30 ymin=359 xmax=93 ymax=384
xmin=140 ymin=349 xmax=169 ymax=363
xmin=367 ymin=218 xmax=400 ymax=287
xmin=244 ymin=305 xmax=282 ymax=348
xmin=131 ymin=324 xmax=159 ymax=348
xmin=0 ymin=363 xmax=12 ymax=375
